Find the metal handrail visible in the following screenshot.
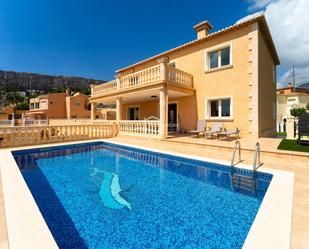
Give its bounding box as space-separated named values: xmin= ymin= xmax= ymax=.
xmin=231 ymin=141 xmax=241 ymax=166
xmin=253 ymin=142 xmax=262 ymax=171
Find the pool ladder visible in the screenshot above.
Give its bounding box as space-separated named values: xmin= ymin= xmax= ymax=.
xmin=231 ymin=141 xmax=242 ymax=166
xmin=231 ymin=141 xmax=262 ymax=171
xmin=252 ymin=142 xmax=262 ymax=171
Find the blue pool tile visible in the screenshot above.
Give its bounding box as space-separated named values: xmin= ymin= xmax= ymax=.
xmin=13 ymin=141 xmax=272 ymax=249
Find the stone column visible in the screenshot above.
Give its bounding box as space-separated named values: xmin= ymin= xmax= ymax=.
xmin=157 ymin=57 xmax=169 ymax=81
xmin=286 ymin=117 xmax=295 ymax=139
xmin=90 ymin=84 xmax=95 ymax=97
xmin=116 ymin=76 xmax=121 ymax=90
xmin=116 ymin=97 xmax=122 ymax=121
xmin=159 ymin=85 xmax=168 ymax=139
xmin=91 ymin=102 xmax=96 ymax=123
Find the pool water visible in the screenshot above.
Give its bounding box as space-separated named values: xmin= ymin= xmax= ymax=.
xmin=13 ymin=142 xmax=272 ymax=249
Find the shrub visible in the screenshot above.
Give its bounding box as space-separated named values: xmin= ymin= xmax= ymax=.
xmin=306 ymin=102 xmax=309 ymax=110
xmin=16 ymin=102 xmax=29 ymax=110
xmin=290 ymin=107 xmax=307 ymax=117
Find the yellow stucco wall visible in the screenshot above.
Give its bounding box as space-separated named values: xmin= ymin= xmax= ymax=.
xmin=119 ymin=25 xmax=256 ymax=136
xmin=121 ymin=96 xmax=198 ymax=131
xmin=100 ymin=21 xmax=278 ymax=138
xmin=258 ymin=31 xmax=276 ymax=137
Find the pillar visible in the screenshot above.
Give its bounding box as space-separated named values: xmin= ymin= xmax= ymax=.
xmin=286 ymin=117 xmax=295 ymax=139
xmin=116 ymin=97 xmax=122 ymax=121
xmin=157 ymin=57 xmax=169 ymax=81
xmin=159 ymin=85 xmax=168 ymax=139
xmin=116 ymin=77 xmax=121 ymax=90
xmin=91 ymin=102 xmax=96 ymax=122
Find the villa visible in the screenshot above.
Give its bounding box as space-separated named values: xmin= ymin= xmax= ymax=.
xmin=277 ymin=82 xmax=309 ymax=122
xmin=26 ymin=91 xmax=93 ymax=120
xmin=90 ymin=13 xmax=279 ymax=139
xmin=1 ymin=12 xmax=309 ymax=249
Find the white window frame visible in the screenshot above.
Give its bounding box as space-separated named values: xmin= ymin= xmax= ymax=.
xmin=205 ymin=96 xmax=233 ymax=120
xmin=205 ymin=42 xmax=233 ymax=71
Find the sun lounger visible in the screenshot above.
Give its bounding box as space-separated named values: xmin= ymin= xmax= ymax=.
xmin=188 ymin=120 xmax=206 ymax=137
xmin=204 ymin=123 xmax=223 ymax=139
xmin=218 ymin=128 xmax=240 ymax=140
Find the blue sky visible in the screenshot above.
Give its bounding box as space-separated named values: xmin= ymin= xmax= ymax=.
xmin=0 ymin=0 xmax=308 ymax=85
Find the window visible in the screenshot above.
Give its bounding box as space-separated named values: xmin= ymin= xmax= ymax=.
xmin=76 ymin=101 xmax=81 ymax=107
xmin=207 ymin=98 xmax=232 ymax=118
xmin=207 ymin=46 xmax=231 ymax=70
xmin=127 ymin=106 xmax=140 ymax=120
xmin=209 ymin=51 xmax=219 ymax=69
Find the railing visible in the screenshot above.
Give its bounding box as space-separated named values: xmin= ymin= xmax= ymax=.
xmin=118 ymin=120 xmax=160 ymax=138
xmin=231 ymin=141 xmax=242 ymax=166
xmin=252 ymin=142 xmax=262 ymax=171
xmin=0 ymin=120 xmax=14 ymax=126
xmin=120 ymin=65 xmax=161 ymax=90
xmin=24 ymin=119 xmax=48 ymax=126
xmin=167 ymin=66 xmax=193 ymax=88
xmin=92 ymin=64 xmax=193 ymax=97
xmin=92 ymin=80 xmax=117 ymax=97
xmin=0 ymin=124 xmax=117 ymax=148
xmin=276 ymin=121 xmax=286 ymax=133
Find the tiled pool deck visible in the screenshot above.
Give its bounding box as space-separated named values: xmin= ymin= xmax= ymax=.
xmin=0 ymin=136 xmax=308 ymax=249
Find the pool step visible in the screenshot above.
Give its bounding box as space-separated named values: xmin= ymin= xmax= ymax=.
xmin=231 ymin=174 xmax=257 ymax=194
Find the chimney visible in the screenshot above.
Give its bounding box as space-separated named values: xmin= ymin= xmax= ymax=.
xmin=193 ymin=20 xmax=213 ymax=39
xmin=66 ymin=89 xmax=70 ymax=96
xmin=288 ymin=82 xmax=292 ymax=88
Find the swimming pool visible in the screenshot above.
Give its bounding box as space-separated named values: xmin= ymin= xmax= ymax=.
xmin=13 ymin=141 xmax=272 ymax=249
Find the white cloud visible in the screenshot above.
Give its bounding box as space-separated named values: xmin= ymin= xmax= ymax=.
xmin=278 ymin=66 xmax=309 ymax=87
xmin=246 ymin=0 xmax=309 ymax=86
xmin=246 ymin=0 xmax=275 ymax=10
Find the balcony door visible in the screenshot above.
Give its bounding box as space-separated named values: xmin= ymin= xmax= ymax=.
xmin=127 ymin=106 xmax=140 ymax=120
xmin=168 ymin=103 xmax=178 ymax=132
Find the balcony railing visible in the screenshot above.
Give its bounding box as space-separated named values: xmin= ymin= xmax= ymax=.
xmin=0 ymin=120 xmax=14 ymax=127
xmin=92 ymin=80 xmax=117 ymax=96
xmin=24 ymin=119 xmax=48 ymax=126
xmin=0 ymin=124 xmax=117 ymax=148
xmin=167 ymin=66 xmax=194 ymax=88
xmin=92 ymin=64 xmax=193 ymax=97
xmin=119 ymin=120 xmax=160 ymax=138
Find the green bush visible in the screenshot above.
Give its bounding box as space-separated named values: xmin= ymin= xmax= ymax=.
xmin=16 ymin=102 xmax=29 ymax=110
xmin=290 ymin=107 xmax=306 ymax=117
xmin=306 ymin=102 xmax=309 ymax=110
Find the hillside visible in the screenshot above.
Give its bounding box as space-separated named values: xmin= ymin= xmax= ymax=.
xmin=299 ymin=82 xmax=309 ymax=89
xmin=0 ymin=70 xmax=106 ymax=93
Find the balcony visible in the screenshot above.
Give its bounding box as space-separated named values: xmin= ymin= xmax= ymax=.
xmin=91 ymin=63 xmax=194 ymax=98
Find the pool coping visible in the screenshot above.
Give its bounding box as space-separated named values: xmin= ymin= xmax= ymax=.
xmin=0 ymin=139 xmax=294 ymax=249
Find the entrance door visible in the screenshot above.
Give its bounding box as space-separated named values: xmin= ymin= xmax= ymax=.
xmin=168 ymin=103 xmax=177 ymax=132
xmin=127 ymin=106 xmax=140 ymax=120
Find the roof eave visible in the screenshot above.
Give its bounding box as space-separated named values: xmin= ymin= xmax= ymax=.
xmin=116 ymin=14 xmax=280 ymax=73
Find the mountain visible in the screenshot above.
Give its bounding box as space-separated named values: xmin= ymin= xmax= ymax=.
xmin=0 ymin=70 xmax=106 ymax=93
xmin=299 ymin=82 xmax=309 ymax=89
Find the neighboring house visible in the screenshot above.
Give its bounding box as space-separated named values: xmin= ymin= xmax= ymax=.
xmin=25 ymin=91 xmax=106 ymax=119
xmin=277 ymin=83 xmax=309 ymax=121
xmin=90 ymin=13 xmax=279 ymax=139
xmin=0 ymin=105 xmax=27 ymax=120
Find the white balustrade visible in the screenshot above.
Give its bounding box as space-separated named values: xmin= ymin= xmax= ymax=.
xmin=92 ymin=65 xmax=193 ymax=97
xmin=24 ymin=119 xmax=48 ymax=126
xmin=276 ymin=121 xmax=286 ymax=133
xmin=167 ymin=66 xmax=193 ymax=88
xmin=92 ymin=80 xmax=117 ymax=96
xmin=0 ymin=120 xmax=14 ymax=126
xmin=118 ymin=121 xmax=160 ymax=138
xmin=120 ymin=65 xmax=161 ymax=90
xmin=0 ymin=124 xmax=117 ymax=148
